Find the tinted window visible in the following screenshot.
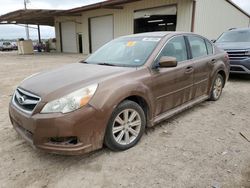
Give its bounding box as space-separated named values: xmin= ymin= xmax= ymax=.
xmin=188 ymin=36 xmax=207 ymax=58
xmin=157 ymin=36 xmax=188 ymax=62
xmin=205 ymin=40 xmax=213 ymax=55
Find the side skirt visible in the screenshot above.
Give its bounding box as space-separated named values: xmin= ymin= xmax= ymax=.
xmin=152 ymin=95 xmax=209 ymax=125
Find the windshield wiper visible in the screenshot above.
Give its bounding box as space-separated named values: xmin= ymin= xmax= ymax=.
xmin=97 ymin=63 xmax=116 ymax=66
xmin=79 ymin=60 xmax=88 ymax=64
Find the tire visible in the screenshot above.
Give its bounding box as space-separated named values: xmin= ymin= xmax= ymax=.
xmin=104 ymin=100 xmax=146 ymax=151
xmin=209 ymin=74 xmax=224 ymax=101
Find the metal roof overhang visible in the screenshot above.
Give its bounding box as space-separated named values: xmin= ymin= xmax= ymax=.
xmin=0 ymin=0 xmax=143 ymax=26
xmin=67 ymin=0 xmax=250 ymax=18
xmin=67 ymin=0 xmax=142 ymax=13
xmin=0 ymin=9 xmax=78 ymax=26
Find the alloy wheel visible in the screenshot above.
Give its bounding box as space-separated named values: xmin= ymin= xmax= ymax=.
xmin=112 ymin=109 xmax=142 ymax=145
xmin=213 ymin=76 xmax=223 ymax=99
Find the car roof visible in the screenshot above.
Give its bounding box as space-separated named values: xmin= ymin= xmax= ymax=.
xmin=120 ymin=31 xmax=194 ymax=39
xmin=226 ymin=28 xmax=250 ymax=32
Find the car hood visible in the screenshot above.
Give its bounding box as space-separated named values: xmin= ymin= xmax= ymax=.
xmin=215 ymin=42 xmax=250 ymax=50
xmin=19 ymin=63 xmax=133 ymax=101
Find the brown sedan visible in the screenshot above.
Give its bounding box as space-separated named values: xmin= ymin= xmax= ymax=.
xmin=9 ymin=32 xmax=230 ymax=155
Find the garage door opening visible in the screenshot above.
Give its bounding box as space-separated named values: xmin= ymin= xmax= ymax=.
xmin=134 ymin=5 xmax=177 ymax=34
xmin=78 ymin=33 xmax=83 ymax=53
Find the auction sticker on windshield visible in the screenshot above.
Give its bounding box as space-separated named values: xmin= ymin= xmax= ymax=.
xmin=142 ymin=38 xmax=161 ymax=42
xmin=126 ymin=41 xmax=137 ymax=47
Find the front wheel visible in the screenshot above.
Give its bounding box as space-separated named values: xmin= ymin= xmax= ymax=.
xmin=104 ymin=100 xmax=146 ymax=151
xmin=209 ymin=74 xmax=224 ymax=101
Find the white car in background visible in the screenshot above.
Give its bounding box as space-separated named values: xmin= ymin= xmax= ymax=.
xmin=0 ymin=41 xmax=13 ymax=51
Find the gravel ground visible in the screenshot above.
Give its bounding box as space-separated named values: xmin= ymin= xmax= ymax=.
xmin=0 ymin=52 xmax=249 ymax=188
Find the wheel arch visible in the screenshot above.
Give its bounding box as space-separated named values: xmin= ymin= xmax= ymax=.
xmin=89 ymin=81 xmax=155 ymax=129
xmin=120 ymin=95 xmax=151 ymax=127
xmin=208 ymin=67 xmax=227 ymax=98
xmin=217 ymin=69 xmax=226 ymax=87
xmin=208 ymin=64 xmax=227 ymax=94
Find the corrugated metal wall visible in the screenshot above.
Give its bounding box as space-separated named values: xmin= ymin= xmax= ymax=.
xmin=79 ymin=0 xmax=193 ymax=54
xmin=194 ymin=0 xmax=250 ymax=39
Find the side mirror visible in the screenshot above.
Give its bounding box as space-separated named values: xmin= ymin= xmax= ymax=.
xmin=211 ymin=39 xmax=216 ymax=43
xmin=158 ymin=56 xmax=177 ymax=68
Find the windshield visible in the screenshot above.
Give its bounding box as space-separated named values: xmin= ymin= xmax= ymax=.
xmin=217 ymin=30 xmax=250 ymax=43
xmin=85 ymin=36 xmax=161 ymax=67
xmin=3 ymin=42 xmax=11 ymax=45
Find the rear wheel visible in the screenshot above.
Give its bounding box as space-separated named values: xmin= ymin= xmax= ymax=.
xmin=209 ymin=74 xmax=224 ymax=101
xmin=104 ymin=100 xmax=146 ymax=151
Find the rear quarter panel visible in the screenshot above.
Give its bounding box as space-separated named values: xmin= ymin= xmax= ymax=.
xmin=208 ymin=46 xmax=230 ymax=94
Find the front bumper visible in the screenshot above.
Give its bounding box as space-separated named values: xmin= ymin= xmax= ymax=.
xmin=9 ymin=103 xmax=107 ymax=155
xmin=229 ymin=58 xmax=250 ymax=74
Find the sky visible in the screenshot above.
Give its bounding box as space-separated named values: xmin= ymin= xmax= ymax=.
xmin=0 ymin=0 xmax=104 ymax=40
xmin=0 ymin=0 xmax=249 ymax=40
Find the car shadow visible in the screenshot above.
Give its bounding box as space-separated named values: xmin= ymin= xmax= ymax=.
xmin=146 ymin=101 xmax=211 ymax=133
xmin=229 ymin=74 xmax=250 ymax=82
xmin=29 ymin=145 xmax=111 ymax=166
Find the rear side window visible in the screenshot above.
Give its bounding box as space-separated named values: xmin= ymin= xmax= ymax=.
xmin=205 ymin=40 xmax=213 ymax=55
xmin=158 ymin=36 xmax=188 ymax=62
xmin=188 ymin=36 xmax=208 ymax=58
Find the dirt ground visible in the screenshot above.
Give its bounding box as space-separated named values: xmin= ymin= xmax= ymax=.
xmin=0 ymin=52 xmax=249 ymax=188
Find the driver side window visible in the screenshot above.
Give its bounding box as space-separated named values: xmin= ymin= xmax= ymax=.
xmin=157 ymin=36 xmax=188 ymax=62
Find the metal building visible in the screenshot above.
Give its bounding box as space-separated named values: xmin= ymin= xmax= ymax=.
xmin=54 ymin=0 xmax=250 ymax=54
xmin=0 ymin=0 xmax=249 ymax=54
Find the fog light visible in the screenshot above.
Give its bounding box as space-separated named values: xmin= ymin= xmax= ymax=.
xmin=49 ymin=136 xmax=78 ymax=145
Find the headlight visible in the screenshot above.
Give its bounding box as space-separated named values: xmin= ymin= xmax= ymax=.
xmin=246 ymin=50 xmax=250 ymax=56
xmin=41 ymin=84 xmax=98 ymax=114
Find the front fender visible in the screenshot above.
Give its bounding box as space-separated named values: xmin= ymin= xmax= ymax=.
xmin=89 ymin=81 xmax=155 ymax=125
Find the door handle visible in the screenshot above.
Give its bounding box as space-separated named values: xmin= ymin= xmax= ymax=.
xmin=185 ymin=66 xmax=194 ymax=74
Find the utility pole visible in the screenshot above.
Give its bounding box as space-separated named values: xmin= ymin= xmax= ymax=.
xmin=24 ymin=0 xmax=30 ymax=40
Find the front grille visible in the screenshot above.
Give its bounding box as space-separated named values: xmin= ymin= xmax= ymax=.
xmin=230 ymin=66 xmax=245 ymax=72
xmin=226 ymin=50 xmax=249 ymax=61
xmin=13 ymin=88 xmax=40 ymax=113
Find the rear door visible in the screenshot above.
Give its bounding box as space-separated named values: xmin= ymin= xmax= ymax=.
xmin=186 ymin=35 xmax=212 ymax=99
xmin=151 ymin=36 xmax=194 ymax=116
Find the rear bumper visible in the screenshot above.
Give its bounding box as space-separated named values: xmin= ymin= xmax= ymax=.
xmin=230 ymin=59 xmax=250 ymax=74
xmin=9 ymin=102 xmax=107 ymax=155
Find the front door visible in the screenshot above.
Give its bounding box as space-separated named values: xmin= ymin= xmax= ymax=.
xmin=151 ymin=36 xmax=194 ymax=116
